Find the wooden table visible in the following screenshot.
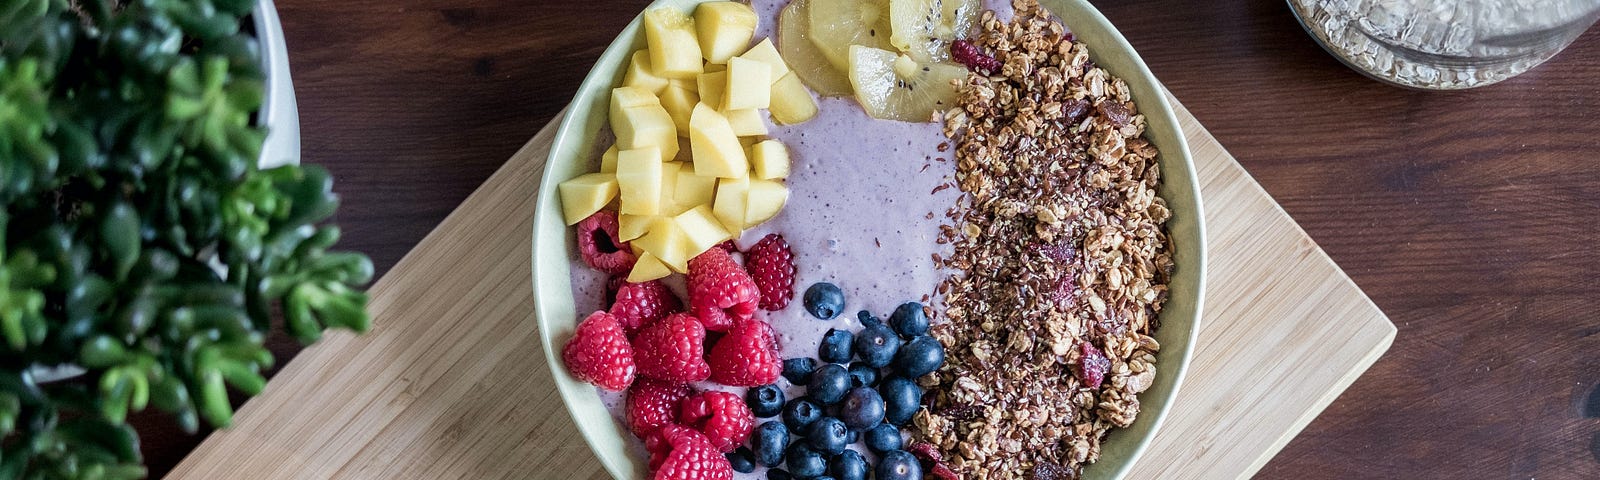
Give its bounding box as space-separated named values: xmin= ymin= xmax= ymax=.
xmin=132 ymin=0 xmax=1600 ymax=477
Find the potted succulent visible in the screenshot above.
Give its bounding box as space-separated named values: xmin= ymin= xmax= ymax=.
xmin=0 ymin=0 xmax=370 ymax=477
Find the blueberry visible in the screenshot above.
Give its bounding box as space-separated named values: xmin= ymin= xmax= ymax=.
xmin=766 ymin=468 xmax=793 ymax=480
xmin=782 ymin=398 xmax=823 ymax=435
xmin=786 ymin=442 xmax=829 ymax=478
xmin=806 ymin=417 xmax=850 ymax=456
xmin=852 ymin=323 xmax=901 ymax=368
xmin=808 ymin=363 xmax=851 ymax=405
xmin=838 ymin=387 xmax=886 ymax=430
xmin=847 ymin=363 xmax=879 ymax=389
xmin=893 ymin=335 xmax=945 ymax=378
xmin=889 ymin=302 xmax=929 ymax=337
xmin=879 ymin=376 xmax=924 ymax=425
xmin=819 ymin=329 xmax=854 ymax=364
xmin=830 ymin=449 xmax=869 ymax=480
xmin=728 ymin=447 xmax=757 ymax=473
xmin=845 ymin=429 xmax=859 ymax=444
xmin=812 ymin=477 xmax=837 ymax=480
xmin=753 ymin=421 xmax=790 ymax=467
xmin=876 ymin=450 xmax=922 ymax=480
xmin=857 ymin=310 xmax=882 ymax=327
xmin=747 ymin=384 xmax=785 ymax=418
xmin=864 ymin=423 xmax=903 ymax=453
xmin=783 ymin=357 xmax=818 ymax=385
xmin=804 ymin=283 xmax=845 ymax=320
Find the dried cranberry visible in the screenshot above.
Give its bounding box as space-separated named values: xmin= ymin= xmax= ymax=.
xmin=1075 ymin=342 xmax=1110 ymax=388
xmin=951 ymin=39 xmax=1002 ymax=74
xmin=1099 ymin=101 xmax=1131 ymax=126
xmin=1063 ymin=98 xmax=1092 ymax=124
xmin=1030 ymin=461 xmax=1076 ymax=480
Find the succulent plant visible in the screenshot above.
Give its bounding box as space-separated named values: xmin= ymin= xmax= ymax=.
xmin=0 ymin=1 xmax=371 ymax=477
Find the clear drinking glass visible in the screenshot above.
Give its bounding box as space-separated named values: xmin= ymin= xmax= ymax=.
xmin=1289 ymin=0 xmax=1600 ymax=89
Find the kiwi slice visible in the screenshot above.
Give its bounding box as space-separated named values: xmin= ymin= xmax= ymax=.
xmin=888 ymin=0 xmax=979 ymax=63
xmin=847 ymin=45 xmax=967 ymax=122
xmin=779 ymin=0 xmax=854 ymax=96
xmin=808 ymin=0 xmax=895 ymax=74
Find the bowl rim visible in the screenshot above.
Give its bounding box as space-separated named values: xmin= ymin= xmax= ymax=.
xmin=531 ymin=1 xmax=1205 ymax=478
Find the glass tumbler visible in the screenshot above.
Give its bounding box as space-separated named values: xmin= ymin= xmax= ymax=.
xmin=1289 ymin=0 xmax=1600 ymax=89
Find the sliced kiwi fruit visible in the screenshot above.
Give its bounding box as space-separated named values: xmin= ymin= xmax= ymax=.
xmin=847 ymin=45 xmax=967 ymax=122
xmin=808 ymin=0 xmax=894 ymax=74
xmin=888 ymin=0 xmax=979 ymax=63
xmin=779 ymin=0 xmax=853 ymax=97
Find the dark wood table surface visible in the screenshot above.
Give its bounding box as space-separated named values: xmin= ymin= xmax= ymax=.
xmin=132 ymin=0 xmax=1600 ymax=477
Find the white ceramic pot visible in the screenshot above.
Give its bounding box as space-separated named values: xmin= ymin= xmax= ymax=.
xmin=32 ymin=0 xmax=299 ymax=385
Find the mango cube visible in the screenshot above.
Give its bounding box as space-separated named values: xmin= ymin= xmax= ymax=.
xmin=675 ymin=170 xmax=718 ymax=209
xmin=659 ymin=83 xmax=700 ymax=133
xmin=744 ymin=179 xmax=789 ymax=226
xmin=724 ymin=56 xmax=771 ymax=111
xmin=557 ymin=173 xmax=618 ymax=225
xmin=713 ymin=176 xmax=750 ymax=231
xmin=769 ymin=73 xmax=818 ymax=125
xmin=618 ymin=213 xmax=652 ymax=242
xmin=703 ymin=62 xmax=727 ymax=73
xmin=660 ymin=162 xmax=686 ymax=215
xmin=694 ymin=2 xmax=758 ymax=64
xmin=635 ymin=217 xmax=690 ymax=272
xmin=674 ymin=205 xmax=734 ymax=255
xmin=609 ymin=87 xmax=679 ymax=161
xmin=739 ymin=39 xmax=791 ymax=81
xmin=689 ymin=104 xmax=750 ymax=178
xmin=725 ymin=108 xmax=769 ymax=137
xmin=627 ymin=251 xmax=673 ymax=282
xmin=750 ymin=140 xmax=790 ymax=179
xmin=623 ymin=51 xmax=669 ymax=95
xmin=643 ymin=8 xmax=703 ymax=79
xmin=697 ymin=71 xmax=727 ymax=112
xmin=616 ymin=147 xmax=663 ymax=216
xmin=600 ymin=145 xmax=619 ymax=173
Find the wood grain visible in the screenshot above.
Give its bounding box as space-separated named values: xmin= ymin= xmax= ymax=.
xmin=164 ymin=90 xmax=1393 ymax=478
xmin=134 ymin=0 xmax=1600 ymax=478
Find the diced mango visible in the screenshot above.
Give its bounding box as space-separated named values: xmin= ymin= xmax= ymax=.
xmin=725 ymin=108 xmax=769 ymax=137
xmin=769 ymin=72 xmax=818 ymax=124
xmin=618 ymin=213 xmax=653 ymax=242
xmin=643 ymin=8 xmax=703 ymax=79
xmin=623 ymin=51 xmax=669 ymax=95
xmin=713 ymin=176 xmax=750 ymax=231
xmin=610 ymin=87 xmax=679 ymax=161
xmin=557 ymin=173 xmax=619 ymax=225
xmin=659 ymin=83 xmax=699 ymax=133
xmin=703 ymin=62 xmax=727 ymax=73
xmin=628 ymin=251 xmax=673 ymax=282
xmin=739 ymin=39 xmax=790 ymax=82
xmin=674 ymin=205 xmax=734 ymax=256
xmin=660 ymin=162 xmax=686 ymax=215
xmin=635 ymin=217 xmax=690 ymax=272
xmin=675 ymin=170 xmax=718 ymax=208
xmin=600 ymin=145 xmax=619 ymax=173
xmin=697 ymin=71 xmax=727 ymax=112
xmin=724 ymin=56 xmax=771 ymax=111
xmin=750 ymin=140 xmax=790 ymax=179
xmin=744 ymin=179 xmax=789 ymax=226
xmin=688 ymin=104 xmax=749 ymax=178
xmin=616 ymin=147 xmax=663 ymax=216
xmin=694 ymin=2 xmax=758 ymax=64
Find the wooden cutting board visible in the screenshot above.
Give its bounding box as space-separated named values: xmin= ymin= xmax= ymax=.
xmin=167 ymin=95 xmax=1395 ymax=479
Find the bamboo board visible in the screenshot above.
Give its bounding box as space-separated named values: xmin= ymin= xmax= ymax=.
xmin=167 ymin=96 xmax=1395 ymax=479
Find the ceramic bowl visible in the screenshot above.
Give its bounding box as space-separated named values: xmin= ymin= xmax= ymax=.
xmin=531 ymin=1 xmax=1205 ymax=478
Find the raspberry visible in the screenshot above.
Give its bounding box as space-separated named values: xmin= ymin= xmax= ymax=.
xmin=610 ymin=280 xmax=683 ymax=332
xmin=1075 ymin=341 xmax=1110 ymax=388
xmin=633 ymin=313 xmax=711 ymax=383
xmin=577 ymin=210 xmax=637 ymax=274
xmin=685 ymin=248 xmax=758 ymax=331
xmin=951 ymin=39 xmax=1002 ymax=74
xmin=627 ymin=378 xmax=692 ymax=438
xmin=678 ymin=391 xmax=755 ymax=452
xmin=743 ymin=234 xmax=796 ymax=311
xmin=646 ymin=425 xmax=734 ymax=480
xmin=604 ymin=275 xmax=627 ymax=307
xmin=560 ymin=311 xmax=635 ymax=391
xmin=714 ymin=240 xmax=739 ymax=254
xmin=705 ymin=319 xmax=781 ymax=387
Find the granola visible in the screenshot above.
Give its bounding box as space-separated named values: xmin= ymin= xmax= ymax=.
xmin=916 ymin=1 xmax=1175 ymax=478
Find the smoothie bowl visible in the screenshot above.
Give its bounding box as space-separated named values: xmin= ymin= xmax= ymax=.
xmin=531 ymin=0 xmax=1204 ymax=478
